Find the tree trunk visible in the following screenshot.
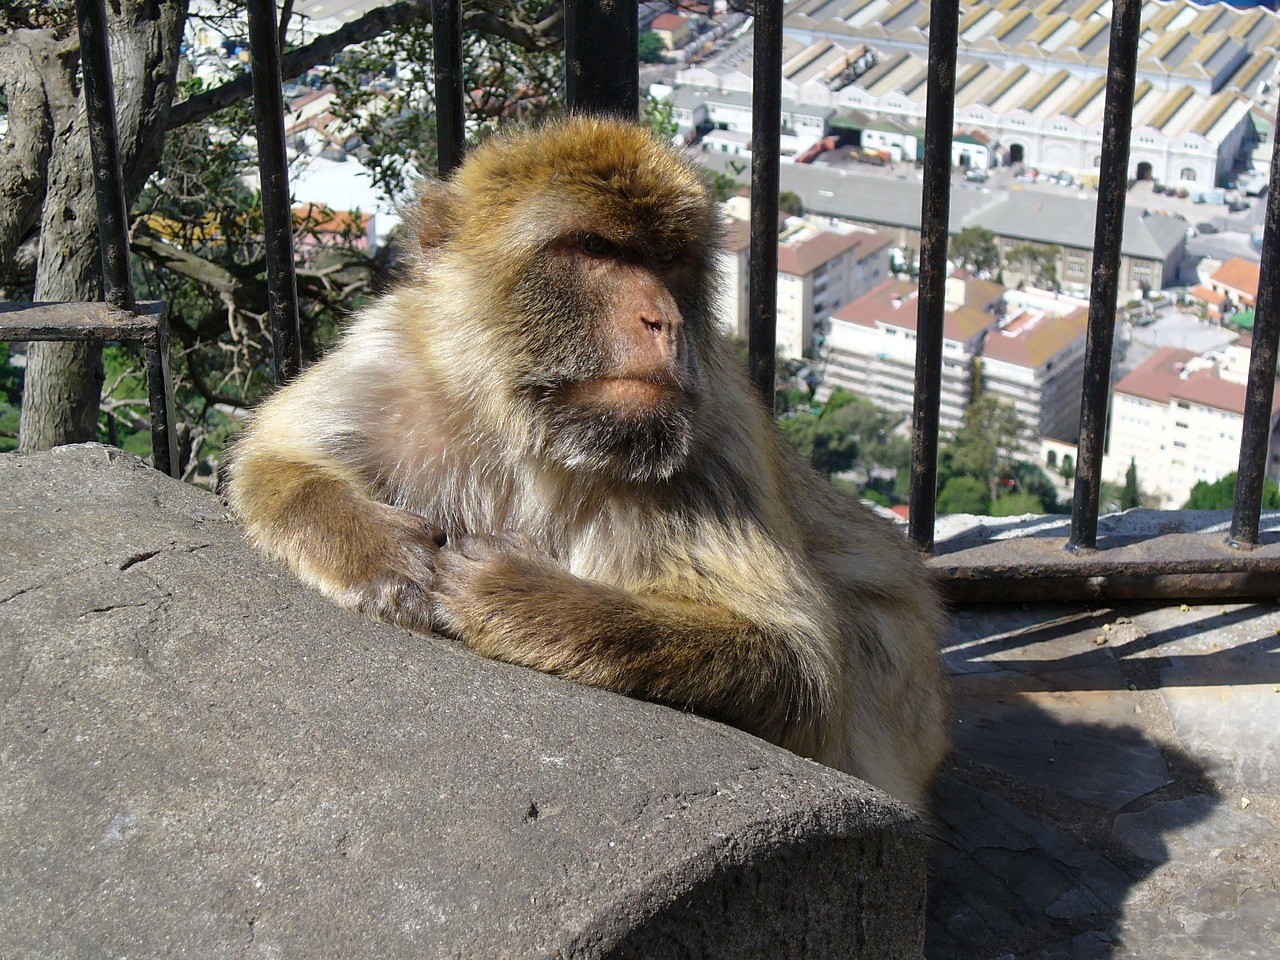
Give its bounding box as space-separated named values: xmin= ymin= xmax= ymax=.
xmin=15 ymin=1 xmax=187 ymax=452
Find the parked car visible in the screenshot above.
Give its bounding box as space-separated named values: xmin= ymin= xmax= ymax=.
xmin=963 ymin=168 xmax=989 ymax=183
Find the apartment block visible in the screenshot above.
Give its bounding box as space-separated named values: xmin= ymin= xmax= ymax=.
xmin=822 ymin=276 xmax=1089 ymax=440
xmin=1105 ymin=343 xmax=1279 ymax=506
xmin=717 ymin=214 xmax=892 ymax=357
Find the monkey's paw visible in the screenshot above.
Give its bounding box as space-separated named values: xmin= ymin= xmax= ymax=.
xmin=324 ymin=507 xmax=445 ymax=633
xmin=430 ymin=533 xmax=550 ymax=645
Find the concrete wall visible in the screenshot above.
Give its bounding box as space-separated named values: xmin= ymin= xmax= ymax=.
xmin=0 ymin=444 xmax=927 ymax=959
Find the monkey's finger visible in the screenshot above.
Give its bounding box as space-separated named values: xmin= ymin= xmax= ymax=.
xmin=448 ymin=534 xmax=503 ymax=563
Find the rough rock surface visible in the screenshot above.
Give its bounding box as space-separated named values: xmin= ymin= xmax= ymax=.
xmin=0 ymin=444 xmax=925 ymax=959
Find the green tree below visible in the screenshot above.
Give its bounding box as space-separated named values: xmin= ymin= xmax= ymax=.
xmin=1184 ymin=472 xmax=1280 ymax=510
xmin=937 ymin=476 xmax=991 ymax=515
xmin=638 ymin=31 xmax=666 ymax=63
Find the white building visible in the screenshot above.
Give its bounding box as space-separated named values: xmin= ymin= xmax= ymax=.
xmin=1105 ymin=341 xmax=1280 ymax=507
xmin=976 ymin=288 xmax=1091 ymax=445
xmin=718 ymin=215 xmax=892 ymax=359
xmin=679 ymin=0 xmax=1276 ymax=187
xmin=823 ymin=275 xmax=1089 ymax=440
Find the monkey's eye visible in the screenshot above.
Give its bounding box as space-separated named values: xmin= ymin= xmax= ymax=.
xmin=579 ymin=233 xmax=616 ymax=257
xmin=653 ymin=247 xmax=681 ymax=267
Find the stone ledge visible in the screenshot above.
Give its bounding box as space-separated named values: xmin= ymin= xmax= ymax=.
xmin=0 ymin=444 xmax=925 ymax=960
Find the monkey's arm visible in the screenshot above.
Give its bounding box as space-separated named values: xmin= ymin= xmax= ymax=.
xmin=431 ymin=536 xmax=832 ymax=752
xmin=229 ymin=449 xmax=443 ymax=629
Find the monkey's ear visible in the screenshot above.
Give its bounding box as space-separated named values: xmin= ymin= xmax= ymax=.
xmin=408 ymin=181 xmax=460 ymax=253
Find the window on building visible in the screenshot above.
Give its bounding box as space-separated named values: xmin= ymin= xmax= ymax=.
xmin=1180 ymin=167 xmax=1197 ymax=181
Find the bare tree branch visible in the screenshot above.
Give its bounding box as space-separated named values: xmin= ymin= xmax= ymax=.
xmin=168 ymin=2 xmax=563 ymax=131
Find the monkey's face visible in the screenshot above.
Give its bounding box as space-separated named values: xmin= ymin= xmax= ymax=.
xmin=418 ymin=117 xmax=725 ymax=483
xmin=509 ymin=231 xmax=714 ymax=483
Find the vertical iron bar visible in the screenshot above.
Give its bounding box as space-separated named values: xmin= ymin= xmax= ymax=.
xmin=143 ymin=309 xmax=180 ymax=478
xmin=1069 ymin=0 xmax=1141 ymax=551
xmin=247 ymin=0 xmax=303 ymax=384
xmin=74 ymin=0 xmax=135 ymax=311
xmin=907 ymin=0 xmax=960 ymax=552
xmin=748 ymin=2 xmax=784 ymax=408
xmin=431 ymin=0 xmax=465 ymax=175
xmin=1229 ymin=102 xmax=1280 ymax=546
xmin=565 ymin=0 xmax=638 ymax=117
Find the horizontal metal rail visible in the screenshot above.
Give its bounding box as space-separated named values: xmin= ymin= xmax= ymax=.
xmin=0 ymin=302 xmax=178 ymax=478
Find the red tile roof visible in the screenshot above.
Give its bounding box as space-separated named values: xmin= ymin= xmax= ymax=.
xmin=651 ymin=12 xmax=689 ymax=30
xmin=777 ymin=230 xmax=865 ymax=276
xmin=1189 ymin=284 xmax=1228 ymax=307
xmin=1210 ymin=257 xmax=1260 ymax=302
xmin=831 ymin=276 xmax=995 ymax=342
xmin=776 ymin=229 xmax=892 ymax=276
xmin=1114 ymin=346 xmax=1247 ymax=415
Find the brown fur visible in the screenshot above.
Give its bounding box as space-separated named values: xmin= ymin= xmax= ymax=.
xmin=228 ymin=115 xmax=949 ymax=809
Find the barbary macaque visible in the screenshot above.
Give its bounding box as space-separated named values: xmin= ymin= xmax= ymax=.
xmin=228 ymin=115 xmax=949 ymax=809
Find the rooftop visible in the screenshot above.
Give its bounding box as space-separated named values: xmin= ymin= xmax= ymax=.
xmin=982 ymin=304 xmax=1089 ymax=369
xmin=1114 ymin=346 xmax=1248 ymax=415
xmin=1210 ymin=256 xmax=1262 ymax=300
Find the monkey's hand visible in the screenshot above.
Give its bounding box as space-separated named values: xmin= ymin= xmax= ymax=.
xmin=291 ymin=502 xmax=445 ymax=633
xmin=430 ymin=533 xmax=554 ymax=645
xmin=429 ymin=534 xmax=815 ymax=752
xmin=337 ymin=506 xmax=448 ymax=634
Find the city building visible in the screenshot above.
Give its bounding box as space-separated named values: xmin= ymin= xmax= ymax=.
xmin=822 ymin=275 xmax=1089 ymax=440
xmin=665 ymin=86 xmax=837 ymax=156
xmin=1105 ymin=343 xmax=1280 ymax=506
xmin=976 ymin=287 xmax=1091 ymax=446
xmin=677 ymin=0 xmax=1280 ymax=187
xmin=650 ymin=12 xmax=693 ymax=51
xmin=1206 ymin=255 xmax=1261 ymax=308
xmin=823 ymin=276 xmax=993 ymax=431
xmin=758 ymin=160 xmax=1188 ymax=299
xmin=717 ymin=215 xmax=892 ymax=357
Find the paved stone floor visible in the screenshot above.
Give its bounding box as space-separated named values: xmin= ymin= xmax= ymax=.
xmin=927 ymin=601 xmax=1280 ymax=960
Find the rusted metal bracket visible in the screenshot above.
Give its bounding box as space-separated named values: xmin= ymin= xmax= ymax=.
xmin=0 ymin=301 xmax=178 ymax=478
xmin=930 ymin=524 xmax=1280 ymax=602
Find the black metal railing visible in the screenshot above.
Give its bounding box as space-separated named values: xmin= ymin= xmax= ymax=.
xmin=0 ymin=0 xmax=177 ymax=477
xmin=13 ymin=0 xmax=1280 ymax=600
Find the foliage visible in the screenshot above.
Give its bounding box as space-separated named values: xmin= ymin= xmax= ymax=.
xmin=1009 ymin=460 xmax=1064 ymax=514
xmin=0 ymin=341 xmax=19 ymax=452
xmin=638 ymin=31 xmax=666 ymax=63
xmin=1059 ymin=452 xmax=1076 ymax=482
xmin=6 ymin=1 xmax=567 ymax=482
xmin=113 ymin=91 xmax=386 ymax=482
xmin=949 ymin=226 xmax=1000 ymax=276
xmin=944 ymin=394 xmax=1031 ymax=502
xmin=822 ymin=392 xmax=910 ymax=473
xmin=1121 ymin=457 xmax=1141 ymax=510
xmin=327 ymin=0 xmax=563 ymax=204
xmin=990 ymin=491 xmax=1045 ymax=517
xmin=778 ymin=410 xmax=858 ymax=476
xmin=1184 ymin=472 xmax=1280 ymax=510
xmin=779 ymin=191 xmax=805 ymax=217
xmin=936 ymin=476 xmax=990 ymax=515
xmin=641 ymin=94 xmax=678 ymax=141
xmin=1006 ymin=243 xmax=1060 ymax=290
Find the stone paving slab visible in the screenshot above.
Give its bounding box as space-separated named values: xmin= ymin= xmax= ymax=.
xmin=932 ymin=601 xmax=1280 ymax=960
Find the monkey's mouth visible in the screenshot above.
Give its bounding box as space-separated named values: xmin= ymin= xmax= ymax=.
xmin=561 ymin=377 xmax=686 ymax=412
